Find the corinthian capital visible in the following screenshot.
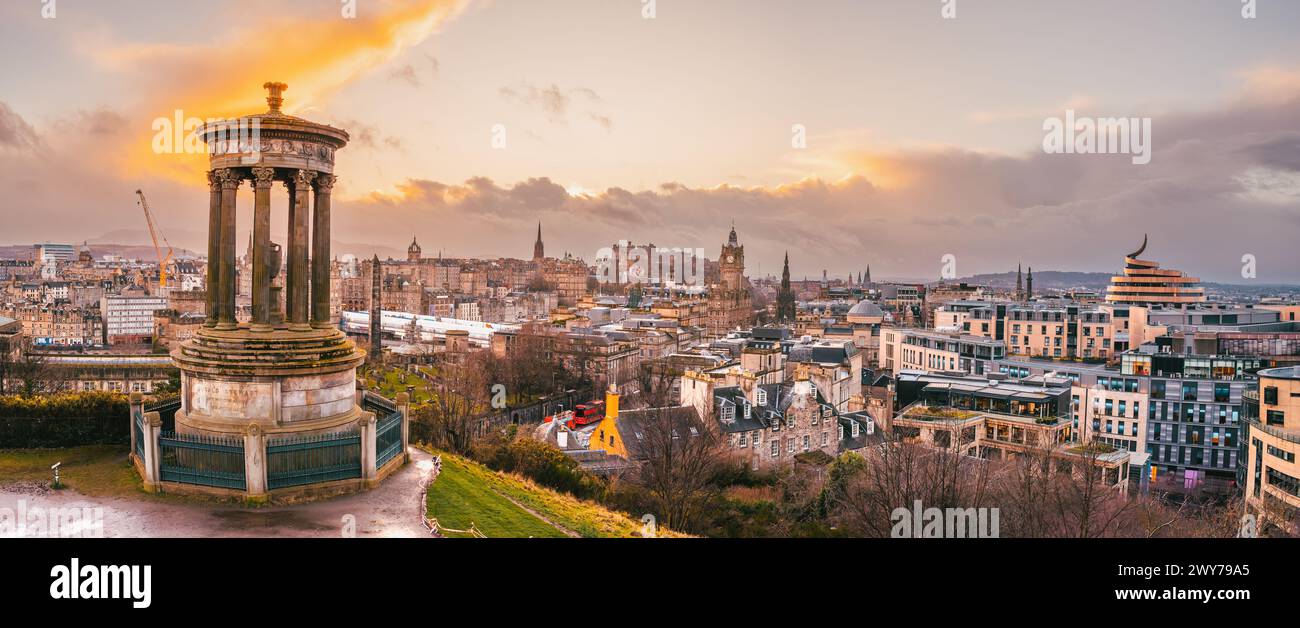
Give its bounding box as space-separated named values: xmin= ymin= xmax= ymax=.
xmin=315 ymin=174 xmax=338 ymax=193
xmin=293 ymin=169 xmax=317 ymax=188
xmin=251 ymin=167 xmax=276 ymax=189
xmin=207 ymin=170 xmax=222 ymax=191
xmin=215 ymin=168 xmax=242 ymax=190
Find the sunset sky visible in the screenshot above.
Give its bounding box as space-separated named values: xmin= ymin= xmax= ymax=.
xmin=1 ymin=0 xmax=1297 ymax=282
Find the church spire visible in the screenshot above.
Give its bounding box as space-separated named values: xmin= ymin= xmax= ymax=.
xmin=533 ymin=222 xmax=544 ymax=260
xmin=777 ymin=251 xmax=795 ymax=322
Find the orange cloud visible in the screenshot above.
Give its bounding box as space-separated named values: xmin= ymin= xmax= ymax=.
xmin=105 ymin=0 xmax=473 ymax=184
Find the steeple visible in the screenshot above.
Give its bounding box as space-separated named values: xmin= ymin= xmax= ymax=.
xmin=777 ymin=252 xmax=795 ymax=322
xmin=1016 ymin=263 xmax=1023 ymax=298
xmin=533 ymin=222 xmax=544 ymax=260
xmin=1026 ymin=267 xmax=1034 ymax=301
xmin=407 ymin=236 xmax=422 ymax=262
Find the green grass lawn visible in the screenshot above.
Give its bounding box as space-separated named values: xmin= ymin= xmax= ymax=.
xmin=0 ymin=445 xmax=141 ymax=498
xmin=363 ymin=367 xmax=436 ymax=404
xmin=424 ymin=450 xmax=686 ymax=538
xmin=426 ymin=455 xmax=567 ymax=538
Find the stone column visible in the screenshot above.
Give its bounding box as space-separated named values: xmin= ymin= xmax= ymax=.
xmin=243 ymin=423 xmax=268 ymax=503
xmin=359 ymin=411 xmax=378 ymax=487
xmin=250 ymin=167 xmax=276 ymax=332
xmin=397 ymin=392 xmax=411 ymax=463
xmin=215 ymin=168 xmax=241 ymax=330
xmin=141 ymin=411 xmax=162 ymax=493
xmin=311 ymin=174 xmax=337 ymax=328
xmin=286 ymin=169 xmax=314 ymax=331
xmin=204 ymin=171 xmax=221 ymax=327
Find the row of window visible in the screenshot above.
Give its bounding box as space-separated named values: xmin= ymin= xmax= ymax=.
xmin=1146 ymin=444 xmax=1237 ymax=469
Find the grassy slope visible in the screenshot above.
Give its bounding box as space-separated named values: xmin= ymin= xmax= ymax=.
xmin=426 ymin=454 xmax=567 ymax=538
xmin=427 ymin=452 xmax=686 ymax=538
xmin=0 ymin=445 xmax=141 ymax=497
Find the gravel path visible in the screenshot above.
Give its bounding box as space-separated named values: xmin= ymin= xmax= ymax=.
xmin=0 ymin=448 xmax=435 ymax=538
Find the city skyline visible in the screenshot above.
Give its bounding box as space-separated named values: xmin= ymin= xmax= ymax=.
xmin=1 ymin=0 xmax=1298 ymax=282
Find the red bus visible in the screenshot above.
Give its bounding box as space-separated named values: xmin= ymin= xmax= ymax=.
xmin=569 ymin=400 xmax=606 ymax=427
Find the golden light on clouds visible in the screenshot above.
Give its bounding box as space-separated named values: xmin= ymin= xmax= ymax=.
xmin=113 ymin=0 xmax=473 ymax=185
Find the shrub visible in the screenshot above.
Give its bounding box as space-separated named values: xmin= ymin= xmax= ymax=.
xmin=470 ymin=435 xmax=607 ymax=501
xmin=0 ymin=392 xmax=131 ymax=448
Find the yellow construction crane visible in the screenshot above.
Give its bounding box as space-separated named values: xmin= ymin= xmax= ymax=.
xmin=135 ymin=189 xmax=174 ymax=288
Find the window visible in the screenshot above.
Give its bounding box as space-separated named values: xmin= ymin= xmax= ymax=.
xmin=851 ymin=421 xmax=860 ymax=438
xmin=802 ymin=435 xmax=810 ymax=451
xmin=787 ymin=439 xmax=795 ymax=453
xmin=1267 ymin=468 xmax=1300 ymax=497
xmin=822 ymin=432 xmax=829 ymax=446
xmin=756 ymin=388 xmax=767 ymax=406
xmin=1267 ymin=445 xmax=1295 ymax=464
xmin=1264 ymin=387 xmax=1278 ymax=405
xmin=1267 ymin=410 xmax=1286 ymax=426
xmin=771 ymin=442 xmax=779 ymax=458
xmin=738 ymin=433 xmax=748 ymax=448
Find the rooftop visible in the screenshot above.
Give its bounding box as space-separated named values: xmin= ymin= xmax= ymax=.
xmin=1260 ymin=366 xmax=1300 ymax=381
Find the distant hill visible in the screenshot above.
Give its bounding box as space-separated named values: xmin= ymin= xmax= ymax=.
xmin=951 ymin=270 xmax=1300 ymax=297
xmin=0 ymin=243 xmax=200 ymax=262
xmin=954 ymin=270 xmax=1115 ymax=291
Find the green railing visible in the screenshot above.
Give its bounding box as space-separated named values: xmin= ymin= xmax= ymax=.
xmin=266 ymin=429 xmax=362 ymax=490
xmin=146 ymin=398 xmax=181 ymax=433
xmin=133 ymin=406 xmax=145 ymax=460
xmin=376 ymin=409 xmax=403 ymax=469
xmin=158 ymin=431 xmax=247 ymax=490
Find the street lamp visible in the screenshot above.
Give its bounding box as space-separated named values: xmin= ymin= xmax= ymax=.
xmin=51 ymin=461 xmax=62 ymax=489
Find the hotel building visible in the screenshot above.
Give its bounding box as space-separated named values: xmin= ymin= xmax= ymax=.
xmin=1104 ymin=235 xmax=1206 ymax=307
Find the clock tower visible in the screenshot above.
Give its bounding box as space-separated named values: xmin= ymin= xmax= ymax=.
xmin=720 ymin=225 xmax=744 ymax=294
xmin=707 ymin=225 xmax=753 ymax=336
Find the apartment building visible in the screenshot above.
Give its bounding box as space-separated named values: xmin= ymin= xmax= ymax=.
xmin=1244 ymin=366 xmax=1300 ymax=532
xmin=101 ymin=295 xmax=167 ymax=345
xmin=968 ymin=301 xmax=1118 ymax=360
xmin=879 ymin=328 xmax=1005 ymax=375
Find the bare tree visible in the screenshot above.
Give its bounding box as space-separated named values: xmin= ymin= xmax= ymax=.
xmin=825 ymin=423 xmax=992 ymax=537
xmin=0 ymin=336 xmax=63 ymax=396
xmin=421 ymin=352 xmax=492 ymax=454
xmin=635 ymin=359 xmax=678 ymax=409
xmin=633 ymin=406 xmax=727 ymax=532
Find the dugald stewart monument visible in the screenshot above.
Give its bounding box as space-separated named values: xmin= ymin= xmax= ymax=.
xmin=130 ymin=83 xmax=408 ymax=502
